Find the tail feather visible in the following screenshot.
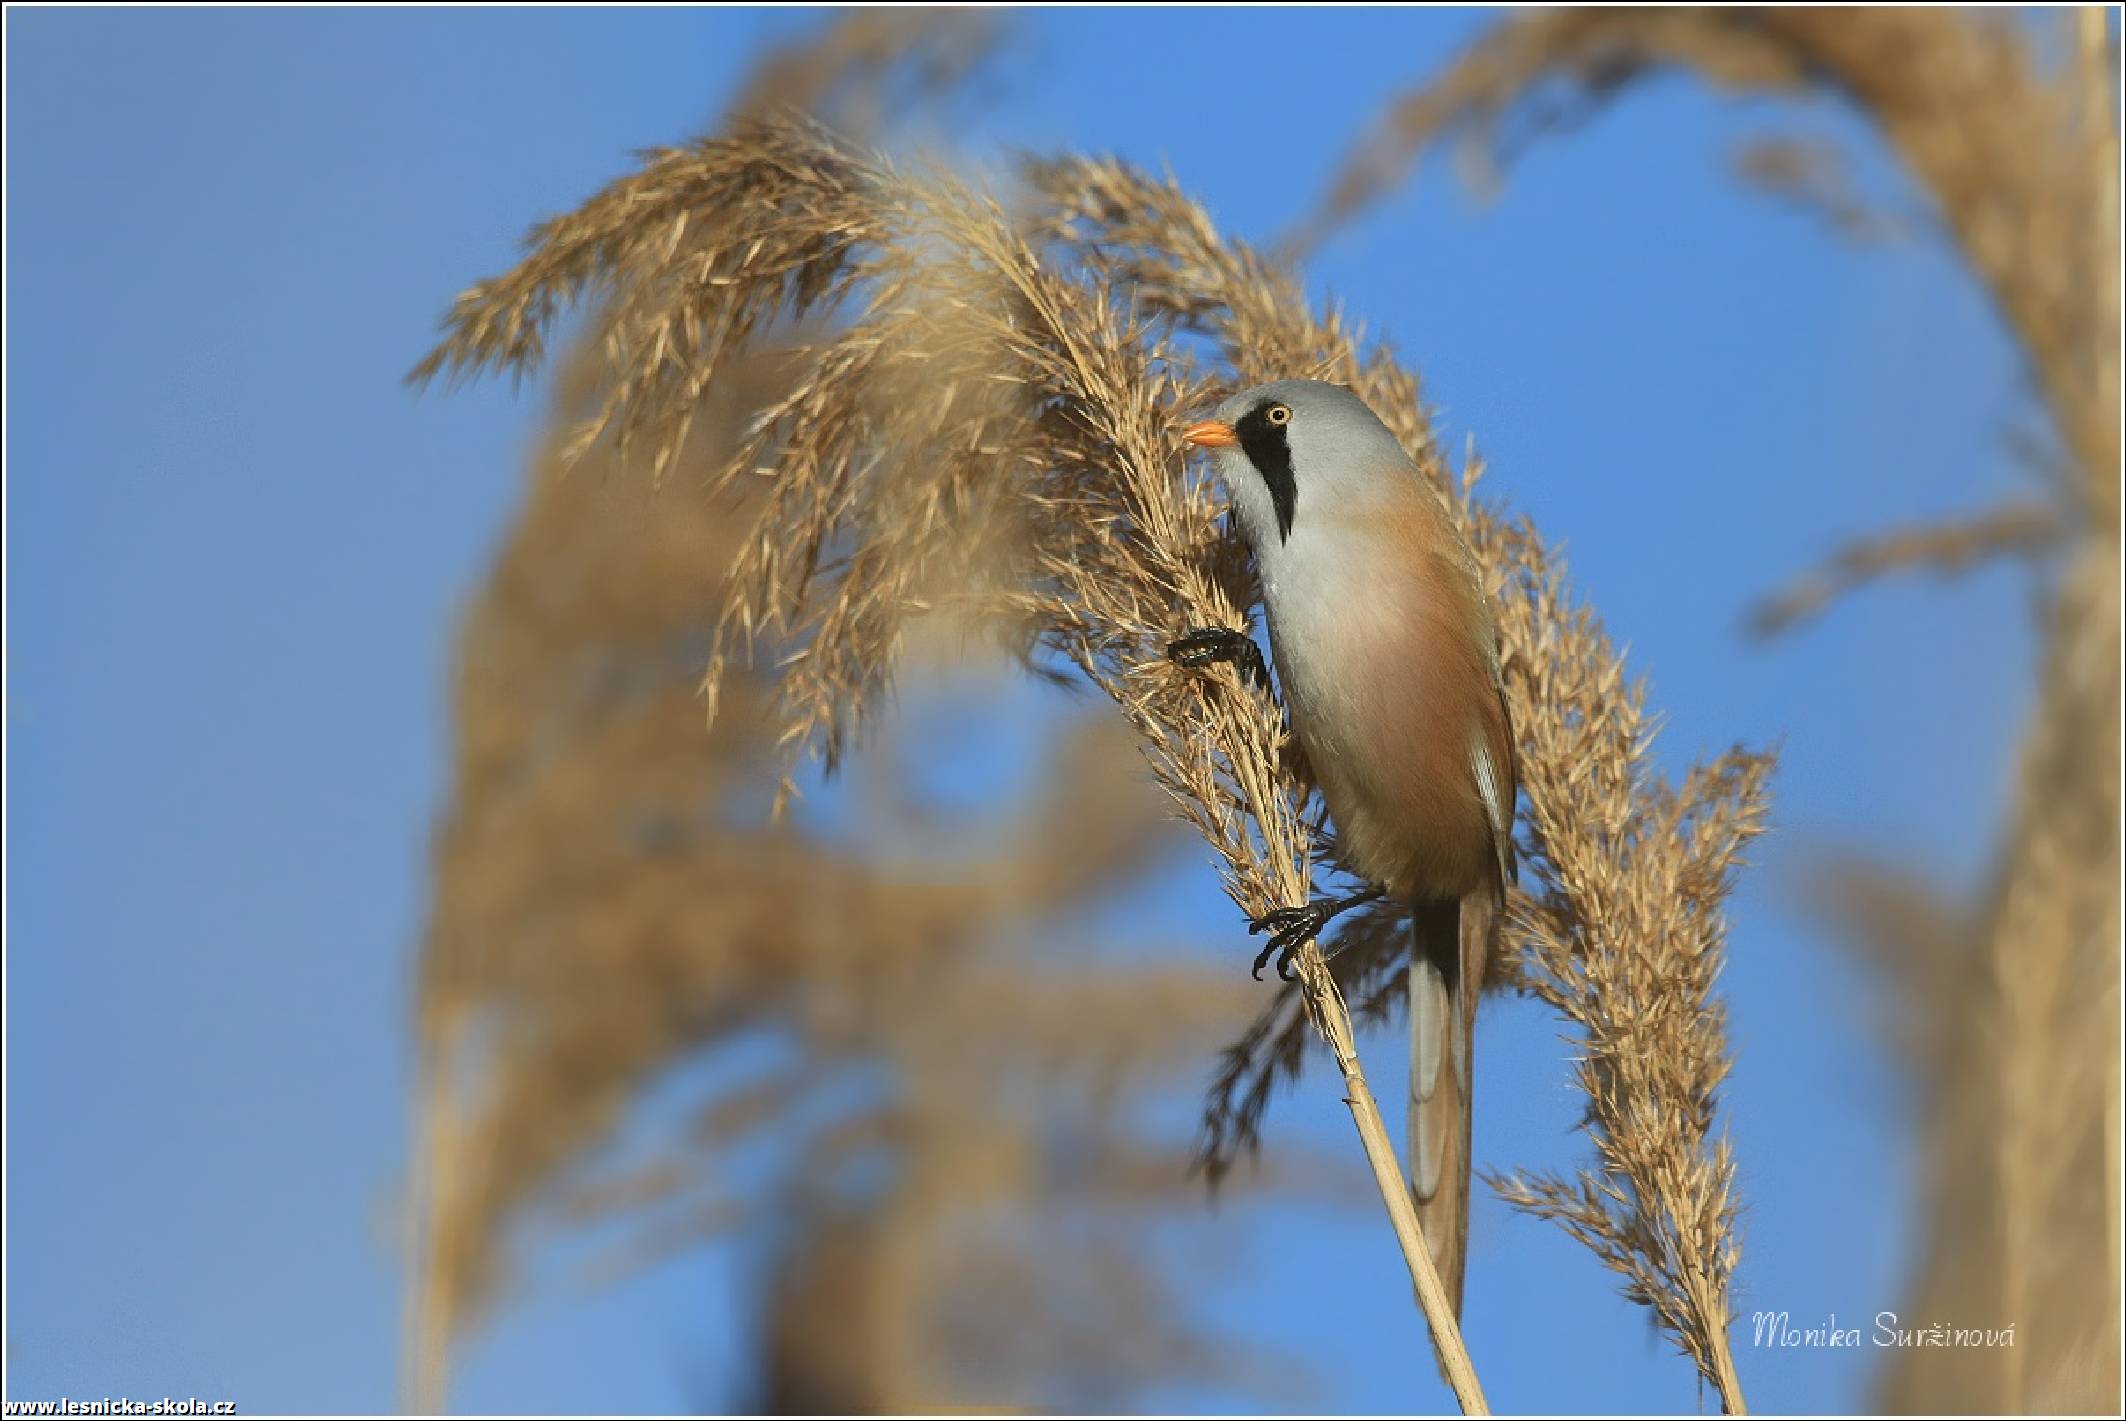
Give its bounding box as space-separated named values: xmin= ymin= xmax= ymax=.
xmin=1408 ymin=892 xmax=1491 ymax=1317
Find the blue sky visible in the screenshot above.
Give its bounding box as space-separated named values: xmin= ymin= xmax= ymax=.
xmin=6 ymin=7 xmax=2041 ymax=1414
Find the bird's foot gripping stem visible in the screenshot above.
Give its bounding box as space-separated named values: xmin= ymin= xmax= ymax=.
xmin=1248 ymin=888 xmax=1386 ymax=981
xmin=1167 ymin=626 xmax=1271 ymax=691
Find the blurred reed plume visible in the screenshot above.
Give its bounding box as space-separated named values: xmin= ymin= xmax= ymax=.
xmin=417 ymin=87 xmax=1772 ymax=1408
xmin=406 ymin=14 xmax=1330 ymax=1413
xmin=1296 ymin=7 xmax=2120 ymax=1413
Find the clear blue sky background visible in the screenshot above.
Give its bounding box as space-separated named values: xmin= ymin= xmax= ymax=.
xmin=7 ymin=7 xmax=2045 ymax=1415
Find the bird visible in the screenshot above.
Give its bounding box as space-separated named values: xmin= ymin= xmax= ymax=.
xmin=1170 ymin=378 xmax=1517 ymax=1317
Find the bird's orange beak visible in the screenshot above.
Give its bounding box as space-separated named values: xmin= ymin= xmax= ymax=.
xmin=1182 ymin=419 xmax=1238 ymax=449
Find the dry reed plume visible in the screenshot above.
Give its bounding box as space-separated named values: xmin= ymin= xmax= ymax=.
xmin=1029 ymin=154 xmax=1768 ymax=1410
xmin=407 ymin=16 xmax=1342 ymax=1412
xmin=417 ymin=94 xmax=1773 ymax=1408
xmin=1293 ymin=7 xmax=2120 ymax=1413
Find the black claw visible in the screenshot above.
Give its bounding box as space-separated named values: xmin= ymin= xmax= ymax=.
xmin=1242 ymin=888 xmax=1387 ymax=982
xmin=1250 ymin=937 xmax=1285 ymax=981
xmin=1248 ymin=930 xmax=1306 ymax=981
xmin=1248 ymin=906 xmax=1331 ymax=981
xmin=1167 ymin=626 xmax=1271 ymax=690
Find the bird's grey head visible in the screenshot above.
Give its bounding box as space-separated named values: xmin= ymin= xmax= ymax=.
xmin=1184 ymin=379 xmax=1415 ymax=549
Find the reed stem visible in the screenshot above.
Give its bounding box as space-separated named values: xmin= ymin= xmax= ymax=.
xmin=1294 ymin=943 xmax=1488 ymax=1414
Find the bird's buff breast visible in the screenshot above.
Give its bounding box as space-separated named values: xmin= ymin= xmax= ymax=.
xmin=1261 ymin=527 xmax=1493 ymax=901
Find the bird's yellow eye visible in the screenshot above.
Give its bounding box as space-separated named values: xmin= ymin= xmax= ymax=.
xmin=1266 ymin=404 xmax=1292 ymax=426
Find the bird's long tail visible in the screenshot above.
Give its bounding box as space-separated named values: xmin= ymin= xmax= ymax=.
xmin=1408 ymin=892 xmax=1490 ymax=1317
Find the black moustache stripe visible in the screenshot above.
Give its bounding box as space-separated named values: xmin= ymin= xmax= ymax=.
xmin=1234 ymin=403 xmax=1296 ymax=542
